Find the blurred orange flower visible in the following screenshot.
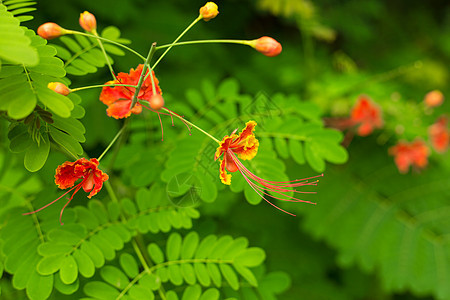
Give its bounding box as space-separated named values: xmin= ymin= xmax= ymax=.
xmin=389 ymin=139 xmax=429 ymax=173
xmin=429 ymin=116 xmax=449 ymax=153
xmin=350 ymin=95 xmax=383 ymax=136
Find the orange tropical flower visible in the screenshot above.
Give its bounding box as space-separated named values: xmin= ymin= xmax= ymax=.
xmin=100 ymin=64 xmax=162 ymax=119
xmin=389 ymin=139 xmax=429 ymax=173
xmin=215 ymin=121 xmax=319 ymax=216
xmin=23 ymin=158 xmax=108 ymax=225
xmin=350 ymin=95 xmax=383 ymax=136
xmin=429 ymin=116 xmax=449 ymax=153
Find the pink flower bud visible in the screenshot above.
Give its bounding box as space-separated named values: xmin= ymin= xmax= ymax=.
xmin=199 ymin=2 xmax=219 ymax=21
xmin=250 ymin=36 xmax=282 ymax=57
xmin=424 ymin=90 xmax=444 ymax=108
xmin=149 ymin=94 xmax=165 ymax=110
xmin=79 ymin=11 xmax=97 ymax=32
xmin=48 ymin=82 xmax=71 ymax=96
xmin=37 ymin=22 xmax=66 ymax=40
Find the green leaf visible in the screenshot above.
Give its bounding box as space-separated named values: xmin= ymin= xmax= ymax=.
xmin=194 ymin=263 xmax=211 ymax=287
xmin=81 ymin=241 xmax=105 ymax=269
xmin=73 ymin=249 xmax=95 ymax=278
xmin=0 ymin=5 xmax=38 ymax=65
xmin=168 ymin=264 xmax=183 ymax=285
xmin=219 ymin=264 xmax=239 ymax=290
xmin=35 ymin=84 xmax=73 ymax=118
xmin=49 ymin=127 xmax=83 ymax=158
xmin=181 ymin=263 xmax=196 ymax=285
xmin=60 ymin=255 xmax=78 ymax=284
xmin=167 ymin=233 xmax=182 ymax=261
xmin=195 ymin=235 xmax=217 ymax=259
xmin=84 ymin=281 xmax=120 ymax=299
xmin=304 ymin=141 xmax=325 ymax=172
xmin=24 ymin=134 xmax=50 ymax=172
xmin=120 ymin=253 xmax=139 ymax=278
xmin=234 ymin=248 xmax=266 ymax=267
xmin=148 ymin=243 xmax=165 ymax=264
xmin=199 ymin=288 xmax=220 ymax=300
xmin=182 ymin=284 xmax=201 ymax=300
xmin=26 ymin=271 xmax=53 ymax=300
xmin=181 ymin=231 xmax=199 ymax=259
xmin=207 ymin=263 xmax=222 ymax=287
xmin=101 ymin=266 xmax=130 ymax=289
xmin=234 ymin=264 xmax=258 ymax=286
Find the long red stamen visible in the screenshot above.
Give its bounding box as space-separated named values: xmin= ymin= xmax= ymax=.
xmin=227 ymin=151 xmax=318 ymax=216
xmin=23 ymin=183 xmax=80 ymax=216
xmin=230 ymin=151 xmax=321 ymax=191
xmin=59 ymin=183 xmax=83 ymax=225
xmin=157 ymin=112 xmax=164 ymax=141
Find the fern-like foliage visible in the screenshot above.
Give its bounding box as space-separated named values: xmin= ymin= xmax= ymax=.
xmin=51 ymin=26 xmax=130 ymax=76
xmin=0 ymin=3 xmax=37 ymax=66
xmin=2 ymin=0 xmax=36 ymax=22
xmin=83 ymin=231 xmax=267 ymax=299
xmin=149 ymin=78 xmax=348 ymax=206
xmin=300 ymin=141 xmax=450 ymax=299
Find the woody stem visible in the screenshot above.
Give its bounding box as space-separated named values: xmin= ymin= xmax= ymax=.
xmin=130 ymin=43 xmax=157 ymax=109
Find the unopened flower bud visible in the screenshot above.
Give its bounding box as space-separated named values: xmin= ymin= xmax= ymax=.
xmin=48 ymin=82 xmax=71 ymax=96
xmin=79 ymin=11 xmax=97 ymax=32
xmin=199 ymin=2 xmax=219 ymax=21
xmin=149 ymin=94 xmax=165 ymax=110
xmin=37 ymin=22 xmax=66 ymax=40
xmin=424 ymin=90 xmax=444 ymax=108
xmin=250 ymin=36 xmax=282 ymax=57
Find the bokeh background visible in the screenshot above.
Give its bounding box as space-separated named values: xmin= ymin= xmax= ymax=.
xmin=3 ymin=0 xmax=450 ymax=299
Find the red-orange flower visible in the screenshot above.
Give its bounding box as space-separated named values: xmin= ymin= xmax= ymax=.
xmin=23 ymin=158 xmax=108 ymax=225
xmin=350 ymin=95 xmax=383 ymax=136
xmin=100 ymin=64 xmax=162 ymax=119
xmin=429 ymin=116 xmax=449 ymax=153
xmin=215 ymin=121 xmax=319 ymax=216
xmin=389 ymin=139 xmax=430 ymax=173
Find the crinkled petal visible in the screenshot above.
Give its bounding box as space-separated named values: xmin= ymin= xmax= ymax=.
xmin=236 ymin=135 xmax=259 ymax=160
xmin=55 ymin=158 xmax=97 ymax=189
xmin=214 ymin=135 xmax=234 ymax=160
xmin=106 ymin=100 xmax=142 ymax=119
xmin=100 ymin=80 xmax=131 ymax=105
xmin=87 ymin=168 xmax=109 ymax=198
xmin=219 ymin=158 xmax=232 ymax=185
xmin=232 ymin=121 xmax=257 ymax=145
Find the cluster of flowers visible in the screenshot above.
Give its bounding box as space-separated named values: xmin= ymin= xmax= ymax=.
xmin=342 ymin=91 xmax=446 ymax=174
xmin=25 ymin=2 xmax=315 ymax=224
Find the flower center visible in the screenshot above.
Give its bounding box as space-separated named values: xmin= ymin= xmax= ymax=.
xmin=82 ymin=172 xmax=95 ymax=192
xmin=225 ymin=152 xmax=238 ymax=172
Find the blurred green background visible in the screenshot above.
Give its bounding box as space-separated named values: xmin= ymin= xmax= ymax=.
xmin=6 ymin=0 xmax=450 ymax=299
